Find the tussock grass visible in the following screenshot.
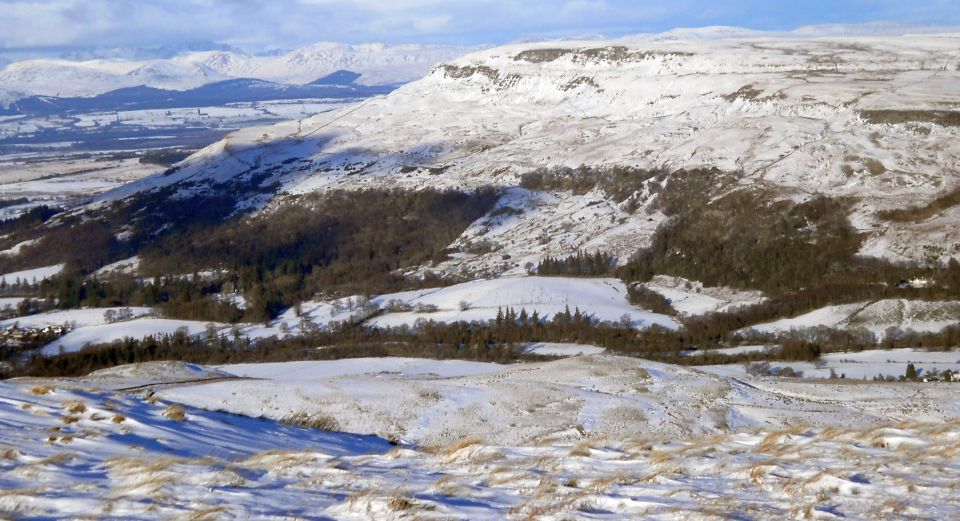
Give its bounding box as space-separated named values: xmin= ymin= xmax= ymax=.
xmin=0 ymin=448 xmax=21 ymax=461
xmin=63 ymin=400 xmax=86 ymax=415
xmin=29 ymin=386 xmax=52 ymax=395
xmin=387 ymin=496 xmax=414 ymax=511
xmin=648 ymin=449 xmax=673 ymax=465
xmin=106 ymin=456 xmax=183 ymax=475
xmin=185 ymin=506 xmax=230 ymax=520
xmin=162 ymin=404 xmax=186 ymax=422
xmin=280 ymin=412 xmax=338 ymax=431
xmin=569 ymin=444 xmax=592 ymax=457
xmin=241 ymin=450 xmax=326 ymax=471
xmin=36 ymin=452 xmax=76 ymax=466
xmin=111 ymin=414 xmax=126 ymax=423
xmin=440 ymin=437 xmax=483 ymax=454
xmin=416 ymin=388 xmax=442 ymax=402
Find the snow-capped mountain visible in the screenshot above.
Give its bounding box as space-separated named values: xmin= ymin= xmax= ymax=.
xmin=115 ymin=31 xmax=960 ymax=274
xmin=0 ymin=42 xmax=477 ymax=101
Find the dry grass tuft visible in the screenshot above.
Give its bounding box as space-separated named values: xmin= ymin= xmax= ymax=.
xmin=63 ymin=400 xmax=87 ymax=415
xmin=388 ymin=496 xmax=414 ymax=511
xmin=569 ymin=444 xmax=591 ymax=457
xmin=241 ymin=450 xmax=325 ymax=471
xmin=37 ymin=452 xmax=75 ymax=466
xmin=280 ymin=412 xmax=338 ymax=431
xmin=162 ymin=404 xmax=187 ymax=422
xmin=649 ymin=449 xmax=673 ymax=465
xmin=439 ymin=437 xmax=483 ymax=456
xmin=61 ymin=415 xmax=81 ymax=425
xmin=0 ymin=448 xmax=21 ymax=460
xmin=29 ymin=385 xmax=53 ymax=395
xmin=185 ymin=506 xmax=230 ymax=520
xmin=111 ymin=414 xmax=126 ymax=424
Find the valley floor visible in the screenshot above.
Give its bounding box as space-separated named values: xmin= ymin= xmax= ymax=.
xmin=2 ymin=354 xmax=958 ymax=519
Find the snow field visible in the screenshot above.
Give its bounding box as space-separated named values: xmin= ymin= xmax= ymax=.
xmin=39 ymin=318 xmax=227 ymax=356
xmin=364 ymin=276 xmax=680 ymax=329
xmin=2 ymin=355 xmax=959 ymax=519
xmin=700 ymin=348 xmax=960 ymax=380
xmin=244 ymin=276 xmax=679 ymax=340
xmin=158 ymin=354 xmax=960 ymax=447
xmin=744 ymin=299 xmax=960 ymax=337
xmin=642 ymin=275 xmax=767 ymax=316
xmin=0 ymin=264 xmax=64 ymax=284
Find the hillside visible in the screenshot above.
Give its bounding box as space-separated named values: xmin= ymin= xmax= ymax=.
xmin=111 ymin=32 xmax=960 ymax=273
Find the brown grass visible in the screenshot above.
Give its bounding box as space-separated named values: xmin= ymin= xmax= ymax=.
xmin=29 ymin=385 xmax=52 ymax=395
xmin=438 ymin=437 xmax=483 ymax=456
xmin=0 ymin=448 xmax=21 ymax=460
xmin=63 ymin=400 xmax=86 ymax=415
xmin=162 ymin=404 xmax=187 ymax=422
xmin=36 ymin=452 xmax=76 ymax=466
xmin=387 ymin=496 xmax=414 ymax=511
xmin=280 ymin=412 xmax=338 ymax=431
xmin=569 ymin=444 xmax=591 ymax=457
xmin=111 ymin=414 xmax=126 ymax=424
xmin=185 ymin=506 xmax=230 ymax=521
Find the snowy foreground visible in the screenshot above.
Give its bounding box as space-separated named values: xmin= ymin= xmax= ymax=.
xmin=2 ymin=355 xmax=959 ymax=519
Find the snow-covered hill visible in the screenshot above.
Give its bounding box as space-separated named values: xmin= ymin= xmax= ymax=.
xmin=0 ymin=42 xmax=476 ymax=101
xmin=115 ymin=31 xmax=960 ymax=273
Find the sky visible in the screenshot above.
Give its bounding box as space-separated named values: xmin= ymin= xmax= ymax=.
xmin=0 ymin=0 xmax=958 ymax=53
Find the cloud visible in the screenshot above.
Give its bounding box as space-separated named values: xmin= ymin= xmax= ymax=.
xmin=0 ymin=0 xmax=957 ymax=52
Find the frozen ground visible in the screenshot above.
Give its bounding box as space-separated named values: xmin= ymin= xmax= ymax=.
xmin=1 ymin=355 xmax=958 ymax=519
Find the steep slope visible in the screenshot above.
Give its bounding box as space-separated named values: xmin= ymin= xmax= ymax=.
xmin=113 ymin=33 xmax=960 ymax=275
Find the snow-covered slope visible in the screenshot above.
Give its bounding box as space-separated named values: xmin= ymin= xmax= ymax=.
xmin=243 ymin=276 xmax=678 ymax=339
xmin=116 ymin=32 xmax=960 ymax=271
xmin=745 ymin=299 xmax=960 ymax=337
xmin=4 ymin=357 xmax=960 ymax=519
xmin=0 ymin=42 xmax=475 ymax=100
xmin=159 ymin=354 xmax=960 ymax=446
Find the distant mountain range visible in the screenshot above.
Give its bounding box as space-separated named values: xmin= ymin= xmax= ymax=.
xmin=0 ymin=71 xmax=392 ymax=117
xmin=0 ymin=42 xmax=478 ymax=106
